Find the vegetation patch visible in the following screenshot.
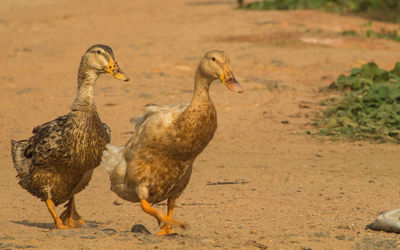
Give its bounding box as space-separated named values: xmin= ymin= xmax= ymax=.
xmin=340 ymin=21 xmax=400 ymax=43
xmin=241 ymin=0 xmax=400 ymax=23
xmin=316 ymin=61 xmax=400 ymax=143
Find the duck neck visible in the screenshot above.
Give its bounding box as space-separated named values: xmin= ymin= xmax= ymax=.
xmin=71 ymin=64 xmax=99 ymax=111
xmin=188 ymin=67 xmax=213 ymax=109
xmin=175 ymin=67 xmax=217 ymax=156
xmin=178 ymin=67 xmax=215 ymax=128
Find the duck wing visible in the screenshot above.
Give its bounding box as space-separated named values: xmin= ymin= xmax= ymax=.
xmin=130 ymin=102 xmax=189 ymax=132
xmin=11 ymin=114 xmax=71 ymax=194
xmin=123 ymin=103 xmax=189 ymax=160
xmin=24 ymin=114 xmax=71 ymax=167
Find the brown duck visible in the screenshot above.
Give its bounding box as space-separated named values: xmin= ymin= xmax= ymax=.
xmin=101 ymin=50 xmax=243 ymax=235
xmin=11 ymin=44 xmax=129 ymax=229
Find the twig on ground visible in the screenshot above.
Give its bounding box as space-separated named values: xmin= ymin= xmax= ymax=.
xmin=206 ymin=180 xmax=249 ymax=186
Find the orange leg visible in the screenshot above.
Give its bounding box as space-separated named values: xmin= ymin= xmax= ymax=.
xmin=157 ymin=198 xmax=178 ymax=236
xmin=45 ymin=199 xmax=69 ymax=229
xmin=140 ymin=199 xmax=186 ymax=235
xmin=59 ymin=196 xmax=85 ymax=228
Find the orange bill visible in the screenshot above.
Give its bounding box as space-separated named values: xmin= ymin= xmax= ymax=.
xmin=105 ymin=57 xmax=129 ymax=81
xmin=219 ymin=66 xmax=243 ymax=93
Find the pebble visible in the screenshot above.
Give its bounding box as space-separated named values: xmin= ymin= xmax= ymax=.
xmin=131 ymin=224 xmax=151 ymax=235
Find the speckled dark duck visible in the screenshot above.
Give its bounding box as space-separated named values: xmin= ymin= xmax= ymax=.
xmin=11 ymin=44 xmax=129 ymax=229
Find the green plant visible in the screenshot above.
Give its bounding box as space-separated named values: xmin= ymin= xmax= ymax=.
xmin=243 ymin=0 xmax=347 ymax=11
xmin=242 ymin=0 xmax=400 ymax=23
xmin=340 ymin=22 xmax=400 ymax=42
xmin=317 ymin=62 xmax=400 ymax=143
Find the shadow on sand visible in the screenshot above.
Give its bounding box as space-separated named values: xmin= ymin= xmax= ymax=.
xmin=11 ymin=220 xmax=101 ymax=229
xmin=11 ymin=220 xmax=54 ymax=229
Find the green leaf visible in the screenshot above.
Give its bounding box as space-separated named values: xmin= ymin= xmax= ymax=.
xmin=317 ymin=61 xmax=400 ymax=143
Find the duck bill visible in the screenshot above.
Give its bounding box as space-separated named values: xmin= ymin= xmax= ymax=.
xmin=220 ymin=66 xmax=243 ymax=93
xmin=104 ymin=58 xmax=129 ymax=81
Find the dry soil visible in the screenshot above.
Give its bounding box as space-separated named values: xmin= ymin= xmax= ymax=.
xmin=1 ymin=0 xmax=400 ymax=249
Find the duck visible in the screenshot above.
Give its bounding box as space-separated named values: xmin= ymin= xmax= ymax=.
xmin=11 ymin=44 xmax=129 ymax=229
xmin=101 ymin=50 xmax=243 ymax=235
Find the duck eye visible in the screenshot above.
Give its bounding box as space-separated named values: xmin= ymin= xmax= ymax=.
xmin=211 ymin=57 xmax=216 ymax=61
xmin=96 ymin=50 xmax=102 ymax=55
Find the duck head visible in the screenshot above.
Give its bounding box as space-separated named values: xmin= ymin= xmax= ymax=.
xmin=82 ymin=44 xmax=129 ymax=81
xmin=198 ymin=50 xmax=243 ymax=93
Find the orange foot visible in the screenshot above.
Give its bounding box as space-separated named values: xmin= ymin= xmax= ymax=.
xmin=61 ymin=215 xmax=85 ymax=228
xmin=45 ymin=199 xmax=69 ymax=229
xmin=59 ymin=197 xmax=85 ymax=228
xmin=54 ymin=218 xmax=70 ymax=229
xmin=157 ymin=225 xmax=178 ymax=236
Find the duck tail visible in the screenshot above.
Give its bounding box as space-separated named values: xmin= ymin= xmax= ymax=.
xmin=10 ymin=140 xmax=31 ymax=179
xmin=11 ymin=140 xmax=33 ymax=191
xmin=101 ymin=144 xmax=127 ymax=186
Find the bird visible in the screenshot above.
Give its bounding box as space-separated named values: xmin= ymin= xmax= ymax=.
xmin=101 ymin=50 xmax=243 ymax=235
xmin=11 ymin=44 xmax=129 ymax=229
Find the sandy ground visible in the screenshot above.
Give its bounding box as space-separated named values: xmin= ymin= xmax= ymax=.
xmin=1 ymin=0 xmax=400 ymax=249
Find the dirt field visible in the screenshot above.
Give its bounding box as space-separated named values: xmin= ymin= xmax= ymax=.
xmin=1 ymin=0 xmax=400 ymax=249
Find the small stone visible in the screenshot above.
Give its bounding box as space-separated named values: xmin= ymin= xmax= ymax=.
xmin=337 ymin=225 xmax=351 ymax=230
xmin=102 ymin=228 xmax=117 ymax=236
xmin=113 ymin=200 xmax=123 ymax=206
xmin=131 ymin=224 xmax=151 ymax=235
xmin=81 ymin=235 xmax=96 ymax=239
xmin=335 ymin=235 xmax=346 ymax=240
